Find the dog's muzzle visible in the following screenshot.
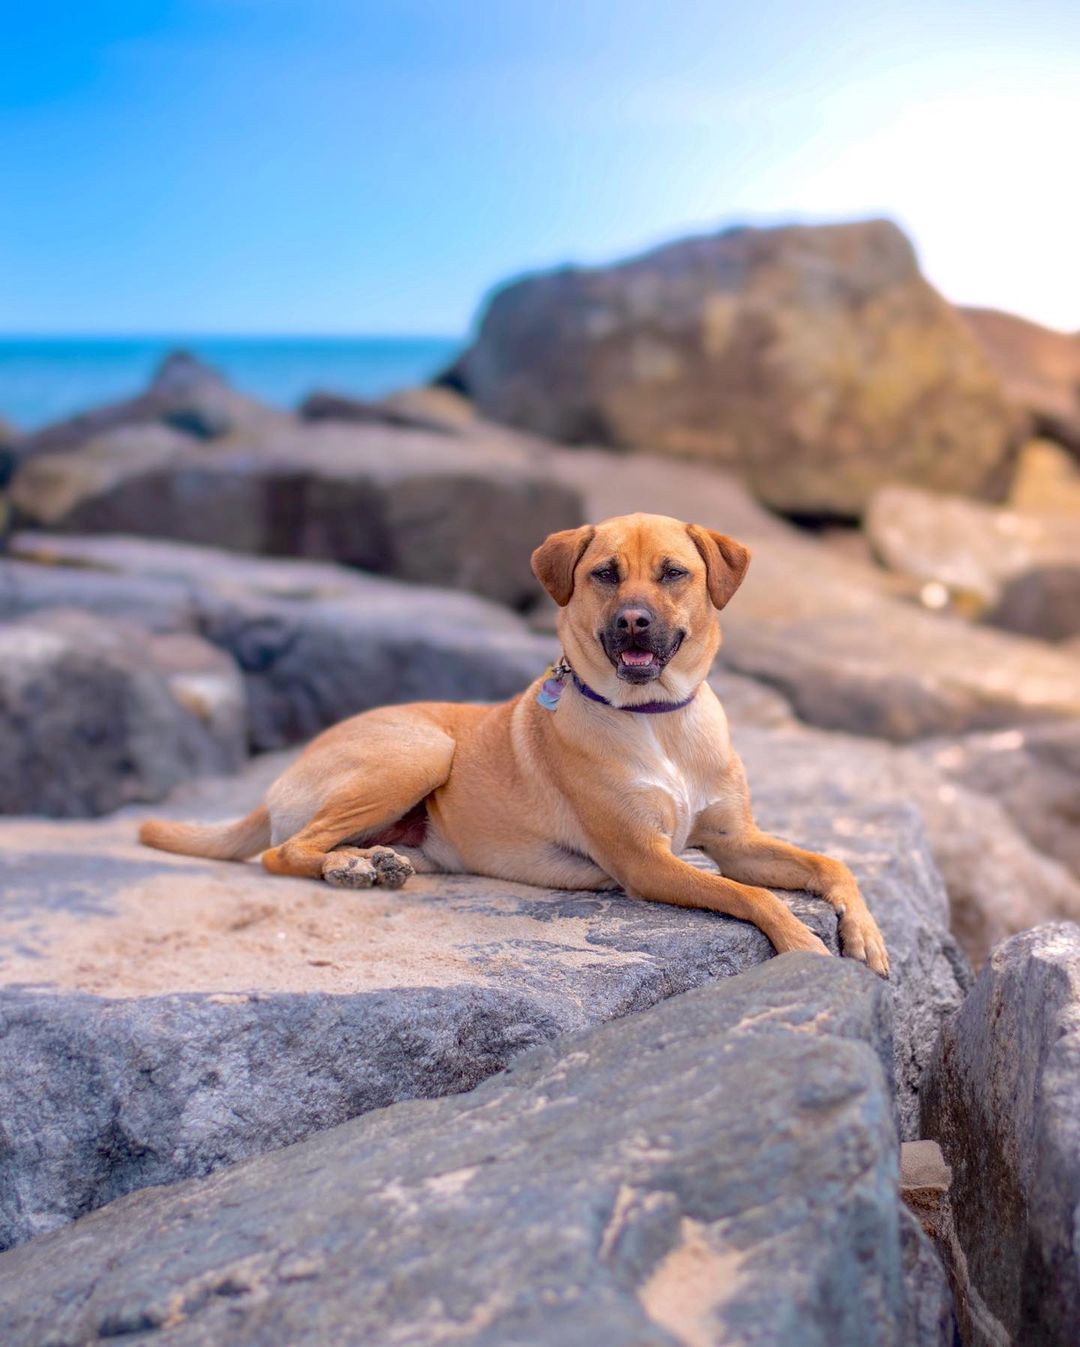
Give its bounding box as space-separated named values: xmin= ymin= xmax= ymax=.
xmin=601 ymin=603 xmax=684 ymax=683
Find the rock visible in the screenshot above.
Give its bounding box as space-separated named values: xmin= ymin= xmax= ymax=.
xmin=736 ymin=720 xmax=1080 ymax=968
xmin=379 ymin=383 xmax=478 ymax=431
xmin=1009 ymin=438 xmax=1080 ymax=516
xmin=12 ymin=350 xmax=281 ymax=459
xmin=2 ymin=533 xmax=554 ymax=750
xmin=298 ymin=387 xmax=458 ymax=434
xmin=899 ymin=1141 xmax=1004 ymax=1347
xmin=865 ymin=484 xmax=1080 ymax=636
xmin=922 ymin=923 xmax=1080 ymax=1346
xmin=733 ymin=726 xmax=970 ymax=1114
xmin=923 ymin=723 xmax=1080 ymax=881
xmin=900 ymin=1139 xmax=952 ymax=1223
xmin=960 ymin=306 xmax=1080 ymax=454
xmin=550 ymin=447 xmax=1080 ymax=739
xmin=0 ymin=553 xmax=199 ymax=632
xmin=987 ymin=564 xmax=1080 ymax=642
xmin=0 ymin=726 xmax=966 ymax=1249
xmin=449 ymin=219 xmax=1018 ymax=517
xmin=10 ymin=420 xmax=585 ymax=607
xmin=0 ymin=955 xmax=951 ymax=1347
xmin=900 ymin=1207 xmax=960 ymax=1347
xmin=0 ymin=608 xmax=246 ymax=817
xmin=707 ymin=666 xmax=796 ymax=728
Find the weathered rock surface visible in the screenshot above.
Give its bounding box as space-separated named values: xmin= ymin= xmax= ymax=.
xmin=923 ymin=722 xmax=1080 ymax=882
xmin=2 ymin=534 xmax=554 ymax=750
xmin=0 ymin=608 xmax=246 ymax=816
xmin=10 ymin=417 xmax=584 ymax=606
xmin=0 ymin=955 xmax=953 ymax=1347
xmin=11 ymin=350 xmax=283 ymax=459
xmin=737 ymin=720 xmax=1080 ymax=968
xmin=0 ymin=731 xmax=966 ymax=1249
xmin=922 ymin=923 xmax=1080 ymax=1346
xmin=551 ymin=447 xmax=1080 ymax=739
xmin=866 ymin=483 xmax=1080 ymax=636
xmin=960 ymin=306 xmax=1080 ymax=454
xmin=449 ymin=218 xmax=1018 ymax=516
xmin=899 ymin=1140 xmax=1003 ymax=1347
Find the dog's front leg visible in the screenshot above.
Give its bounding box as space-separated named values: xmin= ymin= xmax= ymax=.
xmin=694 ymin=819 xmax=889 ymax=977
xmin=586 ymin=829 xmax=831 ymax=959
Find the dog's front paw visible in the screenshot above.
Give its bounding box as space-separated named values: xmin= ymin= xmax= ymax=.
xmin=771 ymin=921 xmax=832 ymax=958
xmin=322 ymin=854 xmax=378 ymax=888
xmin=839 ymin=909 xmax=890 ymax=978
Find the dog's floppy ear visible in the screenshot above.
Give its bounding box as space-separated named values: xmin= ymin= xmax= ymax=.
xmin=687 ymin=525 xmax=751 ymax=609
xmin=531 ymin=525 xmax=596 ymax=607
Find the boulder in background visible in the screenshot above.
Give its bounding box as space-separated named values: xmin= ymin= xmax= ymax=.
xmin=450 ymin=219 xmax=1019 ymax=517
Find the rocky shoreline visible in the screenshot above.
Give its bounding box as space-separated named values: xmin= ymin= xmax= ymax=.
xmin=2 ymin=217 xmax=1079 ymax=1345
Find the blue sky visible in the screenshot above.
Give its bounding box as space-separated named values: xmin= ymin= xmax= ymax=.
xmin=3 ymin=1 xmax=1078 ymax=334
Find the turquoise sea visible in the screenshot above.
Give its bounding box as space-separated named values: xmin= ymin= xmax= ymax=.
xmin=0 ymin=336 xmax=463 ymax=431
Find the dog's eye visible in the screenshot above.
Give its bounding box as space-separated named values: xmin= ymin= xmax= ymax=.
xmin=662 ymin=567 xmax=689 ymax=582
xmin=591 ymin=566 xmax=619 ymax=584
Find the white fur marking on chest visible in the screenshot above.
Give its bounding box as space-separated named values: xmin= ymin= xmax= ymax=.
xmin=629 ymin=718 xmax=715 ymax=845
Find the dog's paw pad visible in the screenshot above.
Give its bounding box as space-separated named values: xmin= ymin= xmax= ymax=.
xmin=322 ymin=855 xmax=378 ymax=889
xmin=369 ymin=847 xmax=415 ymax=890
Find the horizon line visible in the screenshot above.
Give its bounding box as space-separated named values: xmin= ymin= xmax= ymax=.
xmin=0 ymin=331 xmax=465 ymax=343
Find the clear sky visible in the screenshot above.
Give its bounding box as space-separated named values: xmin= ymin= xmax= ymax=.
xmin=3 ymin=0 xmax=1078 ymax=335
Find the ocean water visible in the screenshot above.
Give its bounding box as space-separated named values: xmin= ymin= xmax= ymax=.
xmin=0 ymin=336 xmax=463 ymax=431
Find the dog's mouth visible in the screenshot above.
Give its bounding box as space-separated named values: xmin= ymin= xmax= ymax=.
xmin=601 ymin=632 xmax=684 ymax=683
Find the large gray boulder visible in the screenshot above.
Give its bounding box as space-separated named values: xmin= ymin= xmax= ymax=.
xmin=0 ymin=955 xmax=952 ymax=1347
xmin=10 ymin=417 xmax=584 ymax=607
xmin=0 ymin=734 xmax=966 ymax=1249
xmin=0 ymin=608 xmax=246 ymax=816
xmin=922 ymin=923 xmax=1080 ymax=1346
xmin=2 ymin=534 xmax=554 ymax=751
xmin=449 ymin=218 xmax=1018 ymax=517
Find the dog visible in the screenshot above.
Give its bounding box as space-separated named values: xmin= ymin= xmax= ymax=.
xmin=140 ymin=512 xmax=889 ymax=975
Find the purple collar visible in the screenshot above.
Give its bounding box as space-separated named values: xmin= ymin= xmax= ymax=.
xmin=570 ymin=670 xmax=697 ymax=715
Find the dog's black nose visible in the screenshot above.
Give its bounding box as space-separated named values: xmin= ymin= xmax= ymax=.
xmin=615 ymin=605 xmax=653 ymax=632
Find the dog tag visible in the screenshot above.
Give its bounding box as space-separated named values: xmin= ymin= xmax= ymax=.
xmin=537 ymin=675 xmax=565 ymax=711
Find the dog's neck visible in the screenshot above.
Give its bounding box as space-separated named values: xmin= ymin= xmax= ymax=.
xmin=544 ymin=655 xmax=700 ymax=714
xmin=571 ymin=670 xmax=698 ymax=714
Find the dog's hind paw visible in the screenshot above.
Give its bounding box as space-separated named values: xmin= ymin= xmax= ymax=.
xmin=369 ymin=846 xmax=415 ymax=889
xmin=322 ymin=853 xmax=378 ymax=889
xmin=322 ymin=846 xmax=415 ymax=891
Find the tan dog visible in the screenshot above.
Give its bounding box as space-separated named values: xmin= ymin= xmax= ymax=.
xmin=140 ymin=513 xmax=889 ymax=975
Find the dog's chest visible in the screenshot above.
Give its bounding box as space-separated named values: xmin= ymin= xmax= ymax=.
xmin=628 ymin=722 xmax=715 ymax=843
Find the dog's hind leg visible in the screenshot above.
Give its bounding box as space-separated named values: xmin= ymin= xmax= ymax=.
xmin=261 ymin=713 xmax=455 ymax=887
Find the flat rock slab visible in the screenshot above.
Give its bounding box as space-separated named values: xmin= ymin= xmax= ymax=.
xmin=0 ymin=742 xmax=963 ymax=1250
xmin=0 ymin=956 xmax=949 ymax=1347
xmin=9 ymin=419 xmax=584 ymax=607
xmin=922 ymin=922 xmax=1080 ymax=1345
xmin=3 ymin=534 xmax=554 ymax=753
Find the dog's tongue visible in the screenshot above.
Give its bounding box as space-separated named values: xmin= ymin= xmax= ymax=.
xmin=620 ymin=650 xmax=656 ymax=667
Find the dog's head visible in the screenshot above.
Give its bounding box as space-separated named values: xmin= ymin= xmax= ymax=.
xmin=531 ymin=512 xmax=750 ymax=704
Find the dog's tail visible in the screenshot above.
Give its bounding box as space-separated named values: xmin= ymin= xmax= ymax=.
xmin=138 ymin=805 xmax=271 ymax=861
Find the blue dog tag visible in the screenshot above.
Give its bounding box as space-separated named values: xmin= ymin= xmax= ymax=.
xmin=537 ymin=674 xmax=566 ymax=711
